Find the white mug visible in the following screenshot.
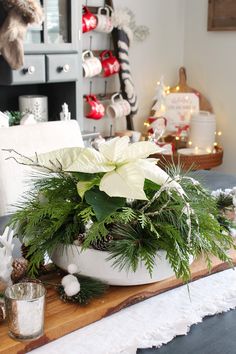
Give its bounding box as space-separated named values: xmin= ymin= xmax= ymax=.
xmin=131 ymin=131 xmax=142 ymax=143
xmin=106 ymin=93 xmax=131 ymax=119
xmin=82 ymin=50 xmax=102 ymax=78
xmin=95 ymin=6 xmax=113 ymax=33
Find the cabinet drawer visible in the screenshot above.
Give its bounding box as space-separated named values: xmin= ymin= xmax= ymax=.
xmin=12 ymin=55 xmax=46 ymax=84
xmin=46 ymin=54 xmax=79 ymax=82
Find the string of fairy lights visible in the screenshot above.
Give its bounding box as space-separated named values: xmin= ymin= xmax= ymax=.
xmin=145 ymin=80 xmax=222 ymax=154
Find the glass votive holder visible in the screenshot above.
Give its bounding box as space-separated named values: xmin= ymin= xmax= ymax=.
xmin=4 ymin=282 xmax=46 ymax=341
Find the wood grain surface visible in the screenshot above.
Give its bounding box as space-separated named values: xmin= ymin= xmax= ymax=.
xmin=208 ymin=0 xmax=236 ymax=31
xmin=1 ymin=250 xmax=236 ymax=354
xmin=152 ymin=146 xmax=224 ymax=171
xmin=169 ymin=67 xmax=213 ymax=113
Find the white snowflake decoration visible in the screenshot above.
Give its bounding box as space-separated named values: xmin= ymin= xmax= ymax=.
xmin=0 ymin=227 xmax=14 ymax=285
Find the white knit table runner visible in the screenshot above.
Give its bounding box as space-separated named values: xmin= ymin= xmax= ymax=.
xmin=30 ymin=269 xmax=236 ymax=354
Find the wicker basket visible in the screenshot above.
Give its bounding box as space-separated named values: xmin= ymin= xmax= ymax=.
xmin=152 ymin=147 xmax=223 ymax=171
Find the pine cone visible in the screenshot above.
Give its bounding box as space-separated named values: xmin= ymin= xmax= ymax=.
xmin=91 ymin=235 xmax=113 ymax=251
xmin=21 ymin=244 xmax=30 ymax=260
xmin=74 ymin=233 xmax=113 ymax=251
xmin=73 ymin=233 xmax=86 ymax=246
xmin=11 ymin=257 xmax=28 ymax=283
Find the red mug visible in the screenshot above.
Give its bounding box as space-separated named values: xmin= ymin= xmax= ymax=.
xmin=100 ymin=50 xmax=120 ymax=77
xmin=82 ymin=6 xmax=97 ymax=33
xmin=84 ymin=95 xmax=105 ymax=120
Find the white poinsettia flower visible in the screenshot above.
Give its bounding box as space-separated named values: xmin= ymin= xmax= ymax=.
xmin=22 ymin=136 xmax=182 ymax=200
xmin=64 ymin=136 xmax=180 ymax=200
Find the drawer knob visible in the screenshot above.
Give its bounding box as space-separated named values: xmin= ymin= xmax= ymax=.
xmin=58 ymin=64 xmax=70 ymax=73
xmin=63 ymin=64 xmax=70 ymax=72
xmin=25 ymin=65 xmax=36 ymax=75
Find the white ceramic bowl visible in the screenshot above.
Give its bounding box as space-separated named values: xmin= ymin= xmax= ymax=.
xmin=50 ymin=244 xmax=192 ymax=286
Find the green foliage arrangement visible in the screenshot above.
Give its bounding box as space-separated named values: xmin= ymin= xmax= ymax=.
xmin=8 ymin=137 xmax=235 ymax=283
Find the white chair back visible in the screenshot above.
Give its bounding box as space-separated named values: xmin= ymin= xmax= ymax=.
xmin=0 ymin=120 xmax=84 ymax=216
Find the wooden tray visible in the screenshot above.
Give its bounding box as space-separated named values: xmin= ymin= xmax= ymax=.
xmin=1 ymin=250 xmax=236 ymax=354
xmin=152 ymin=147 xmax=223 ymax=171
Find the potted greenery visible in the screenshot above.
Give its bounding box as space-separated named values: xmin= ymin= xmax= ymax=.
xmin=8 ymin=137 xmax=234 ymax=285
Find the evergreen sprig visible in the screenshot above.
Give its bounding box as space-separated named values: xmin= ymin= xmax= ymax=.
xmin=58 ymin=274 xmax=108 ymax=305
xmin=9 ymin=173 xmax=87 ymax=275
xmin=106 ymin=175 xmax=235 ymax=282
xmin=107 ymin=223 xmax=160 ymax=275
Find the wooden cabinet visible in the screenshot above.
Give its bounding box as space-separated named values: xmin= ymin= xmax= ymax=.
xmin=46 ymin=54 xmax=79 ymax=82
xmin=0 ymin=0 xmax=83 ymax=125
xmin=0 ymin=55 xmax=46 ymax=85
xmin=24 ymin=0 xmax=79 ymax=53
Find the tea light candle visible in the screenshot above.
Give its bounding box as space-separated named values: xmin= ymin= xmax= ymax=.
xmin=5 ymin=282 xmax=46 ymax=340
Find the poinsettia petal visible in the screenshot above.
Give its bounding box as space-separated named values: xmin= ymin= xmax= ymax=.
xmin=138 ymin=160 xmax=185 ymax=194
xmin=138 ymin=160 xmax=170 ymax=185
xmin=65 ymin=148 xmax=115 ymax=173
xmin=123 ymin=141 xmax=163 ymax=162
xmin=36 ymin=147 xmax=84 ymax=171
xmin=99 ymin=136 xmax=129 ymax=163
xmin=99 ymin=162 xmax=147 ymax=200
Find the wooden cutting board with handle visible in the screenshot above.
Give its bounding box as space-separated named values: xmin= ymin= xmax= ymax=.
xmin=170 ymin=67 xmax=213 ymax=112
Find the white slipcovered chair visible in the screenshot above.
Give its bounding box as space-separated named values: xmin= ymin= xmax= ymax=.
xmin=0 ymin=120 xmax=84 ymax=216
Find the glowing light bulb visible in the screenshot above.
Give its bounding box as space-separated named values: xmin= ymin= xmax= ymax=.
xmin=157 ymin=81 xmax=160 ymax=85
xmin=166 ymin=90 xmax=170 ymax=95
xmin=188 ymin=141 xmax=192 ymax=146
xmin=214 ymin=142 xmax=218 ymax=147
xmin=206 ymin=148 xmax=212 ymax=154
xmin=176 ymin=86 xmax=180 ymax=91
xmin=218 ymin=131 xmax=222 ymax=136
xmin=175 ymin=136 xmax=180 ymax=141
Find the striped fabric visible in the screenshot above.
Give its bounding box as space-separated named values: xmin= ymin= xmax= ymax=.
xmin=114 ymin=28 xmax=138 ymax=118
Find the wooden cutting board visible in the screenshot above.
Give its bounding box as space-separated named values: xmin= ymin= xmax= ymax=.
xmin=1 ymin=250 xmax=236 ymax=354
xmin=170 ymin=67 xmax=213 ymax=112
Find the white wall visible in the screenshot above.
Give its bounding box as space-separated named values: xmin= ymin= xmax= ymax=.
xmin=184 ymin=0 xmax=236 ymax=175
xmin=113 ymin=0 xmax=186 ymax=132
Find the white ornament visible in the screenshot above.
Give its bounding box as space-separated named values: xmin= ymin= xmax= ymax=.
xmin=233 ymin=196 xmax=236 ymax=208
xmin=151 ymin=76 xmax=167 ymax=118
xmin=67 ymin=263 xmax=79 ymax=274
xmin=0 ymin=227 xmax=14 ymax=284
xmin=230 ymin=228 xmax=236 ymax=238
xmin=60 ymin=103 xmax=71 ymax=121
xmin=64 ymin=280 xmax=81 ymax=297
xmin=20 ymin=113 xmax=37 ymax=125
xmin=224 ymin=189 xmax=232 ymax=196
xmin=61 ymin=274 xmax=78 ymax=287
